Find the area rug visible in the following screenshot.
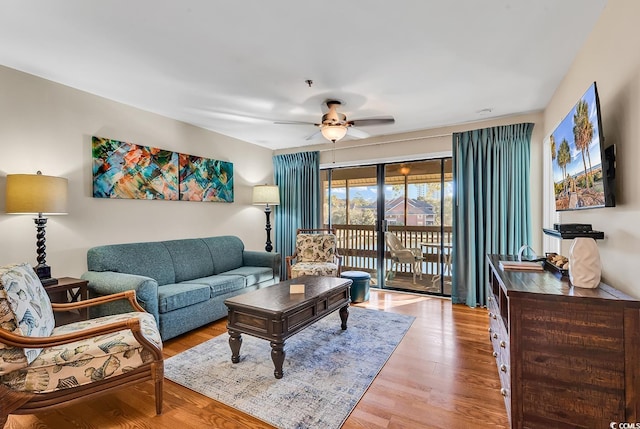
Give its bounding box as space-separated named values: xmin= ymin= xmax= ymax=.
xmin=164 ymin=306 xmax=415 ymax=429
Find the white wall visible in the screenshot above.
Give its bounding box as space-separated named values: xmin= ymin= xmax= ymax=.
xmin=542 ymin=0 xmax=640 ymax=297
xmin=0 ymin=66 xmax=275 ymax=278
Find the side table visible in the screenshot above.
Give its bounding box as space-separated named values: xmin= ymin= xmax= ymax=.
xmin=44 ymin=277 xmax=89 ymax=326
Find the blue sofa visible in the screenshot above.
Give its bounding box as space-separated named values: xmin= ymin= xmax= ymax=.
xmin=81 ymin=236 xmax=280 ymax=340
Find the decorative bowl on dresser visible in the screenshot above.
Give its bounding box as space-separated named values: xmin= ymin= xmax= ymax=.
xmin=486 ymin=254 xmax=640 ymax=428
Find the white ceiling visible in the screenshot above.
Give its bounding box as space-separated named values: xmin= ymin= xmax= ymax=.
xmin=0 ymin=0 xmax=607 ymax=150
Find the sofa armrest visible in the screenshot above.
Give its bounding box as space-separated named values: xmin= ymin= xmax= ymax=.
xmin=81 ymin=271 xmax=159 ymax=322
xmin=243 ymin=250 xmax=281 ymax=282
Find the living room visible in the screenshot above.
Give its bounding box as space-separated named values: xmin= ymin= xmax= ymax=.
xmin=1 ymin=0 xmax=639 ymax=428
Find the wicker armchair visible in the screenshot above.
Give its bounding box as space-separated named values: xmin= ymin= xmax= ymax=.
xmin=385 ymin=232 xmax=423 ymax=284
xmin=286 ymin=228 xmax=342 ymax=279
xmin=0 ymin=263 xmax=163 ymax=428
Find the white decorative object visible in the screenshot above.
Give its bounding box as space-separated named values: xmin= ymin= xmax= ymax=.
xmin=569 ymin=238 xmax=601 ymax=288
xmin=517 ymin=244 xmax=538 ymax=261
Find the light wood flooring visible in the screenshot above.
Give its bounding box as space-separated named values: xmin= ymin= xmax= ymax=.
xmin=6 ymin=290 xmax=509 ymax=429
xmin=380 ymin=273 xmax=452 ymax=295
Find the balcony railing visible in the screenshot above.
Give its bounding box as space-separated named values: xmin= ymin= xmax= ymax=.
xmin=328 ymin=224 xmax=453 ymax=279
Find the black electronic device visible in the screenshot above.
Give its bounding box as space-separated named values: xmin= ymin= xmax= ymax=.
xmin=553 ymin=223 xmax=593 ymax=233
xmin=543 ymin=228 xmax=604 ymax=240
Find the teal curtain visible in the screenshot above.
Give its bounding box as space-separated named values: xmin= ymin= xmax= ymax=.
xmin=273 ymin=151 xmax=320 ymax=279
xmin=451 ymin=123 xmax=533 ymax=307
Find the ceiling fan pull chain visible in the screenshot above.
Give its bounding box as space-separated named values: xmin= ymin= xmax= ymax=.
xmin=333 ymin=141 xmax=336 ymax=164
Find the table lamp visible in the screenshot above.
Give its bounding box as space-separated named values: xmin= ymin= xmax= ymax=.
xmin=252 ymin=184 xmax=280 ymax=252
xmin=5 ymin=171 xmax=68 ymax=285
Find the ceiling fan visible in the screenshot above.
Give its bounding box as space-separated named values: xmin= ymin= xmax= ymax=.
xmin=275 ymin=100 xmax=395 ymax=143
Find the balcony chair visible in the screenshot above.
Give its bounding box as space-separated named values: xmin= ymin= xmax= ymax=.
xmin=286 ymin=228 xmax=342 ymax=279
xmin=0 ymin=263 xmax=163 ymax=428
xmin=385 ymin=232 xmax=423 ymax=284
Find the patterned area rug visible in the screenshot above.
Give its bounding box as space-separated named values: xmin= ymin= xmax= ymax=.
xmin=164 ymin=306 xmax=414 ymax=429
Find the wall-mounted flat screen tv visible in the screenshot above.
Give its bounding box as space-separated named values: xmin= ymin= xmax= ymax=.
xmin=550 ymin=82 xmax=615 ymax=211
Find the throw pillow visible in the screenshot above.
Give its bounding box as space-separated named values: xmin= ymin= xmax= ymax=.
xmin=297 ymin=234 xmax=336 ymax=263
xmin=0 ymin=263 xmax=56 ymax=366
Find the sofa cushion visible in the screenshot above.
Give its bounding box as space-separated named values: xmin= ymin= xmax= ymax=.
xmin=181 ymin=275 xmax=246 ymax=298
xmin=202 ymin=236 xmax=244 ymax=274
xmin=218 ymin=266 xmax=274 ymax=286
xmin=0 ymin=263 xmax=56 ymax=368
xmin=87 ymin=242 xmax=176 ymax=286
xmin=290 ymin=262 xmax=339 ymax=278
xmin=157 ymin=283 xmax=211 ymax=313
xmin=162 ymin=238 xmax=214 ymax=283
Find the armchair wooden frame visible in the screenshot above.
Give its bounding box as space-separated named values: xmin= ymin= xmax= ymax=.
xmin=285 ymin=228 xmax=343 ymax=279
xmin=0 ymin=290 xmax=163 ymax=428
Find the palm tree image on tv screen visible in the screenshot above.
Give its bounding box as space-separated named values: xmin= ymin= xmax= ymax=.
xmin=550 ymin=82 xmax=609 ymax=211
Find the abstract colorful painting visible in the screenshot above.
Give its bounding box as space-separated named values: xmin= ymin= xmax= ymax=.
xmin=92 ymin=136 xmax=234 ymax=203
xmin=92 ymin=136 xmax=179 ymax=200
xmin=179 ymin=154 xmax=234 ymax=202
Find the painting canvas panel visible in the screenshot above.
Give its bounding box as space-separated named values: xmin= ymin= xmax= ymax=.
xmin=92 ymin=136 xmax=179 ymax=200
xmin=179 ymin=154 xmax=234 ymax=202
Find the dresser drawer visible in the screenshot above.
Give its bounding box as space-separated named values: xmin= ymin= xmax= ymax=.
xmin=489 ymin=314 xmax=508 ymax=353
xmin=499 ymin=377 xmax=511 ymax=422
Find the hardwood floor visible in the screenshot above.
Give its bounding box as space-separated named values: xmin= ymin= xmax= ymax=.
xmin=6 ymin=290 xmax=509 ymax=429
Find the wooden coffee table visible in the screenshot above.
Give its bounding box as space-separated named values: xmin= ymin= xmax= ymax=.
xmin=224 ymin=275 xmax=352 ymax=379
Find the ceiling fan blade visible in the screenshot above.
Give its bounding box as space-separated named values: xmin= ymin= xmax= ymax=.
xmin=346 ymin=127 xmax=370 ymax=139
xmin=305 ymin=129 xmax=323 ymax=141
xmin=347 ymin=116 xmax=395 ymax=127
xmin=274 ymin=120 xmax=319 ymax=126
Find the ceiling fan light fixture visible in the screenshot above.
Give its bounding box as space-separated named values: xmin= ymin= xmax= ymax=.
xmin=398 ymin=164 xmax=411 ymax=176
xmin=321 ymin=125 xmax=347 ymax=143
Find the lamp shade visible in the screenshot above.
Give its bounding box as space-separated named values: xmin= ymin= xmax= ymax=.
xmin=5 ymin=173 xmax=68 ymax=214
xmin=321 ymin=125 xmax=348 ymax=143
xmin=252 ymin=185 xmax=280 ymax=206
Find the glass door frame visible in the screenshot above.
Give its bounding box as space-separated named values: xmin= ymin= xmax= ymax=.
xmin=322 ymin=157 xmax=451 ymax=297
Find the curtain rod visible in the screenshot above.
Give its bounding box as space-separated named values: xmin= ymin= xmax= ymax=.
xmin=318 ymin=132 xmax=452 ymax=152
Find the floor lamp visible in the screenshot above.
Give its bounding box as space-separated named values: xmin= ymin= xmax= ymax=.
xmin=5 ymin=171 xmax=68 ymax=286
xmin=252 ymin=184 xmax=280 ymax=252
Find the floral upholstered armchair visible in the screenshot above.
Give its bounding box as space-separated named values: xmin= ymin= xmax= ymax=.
xmin=286 ymin=228 xmax=342 ymax=279
xmin=0 ymin=263 xmax=163 ymax=427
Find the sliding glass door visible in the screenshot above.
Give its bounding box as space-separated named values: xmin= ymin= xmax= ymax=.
xmin=322 ymin=165 xmax=379 ymax=281
xmin=321 ymin=158 xmax=452 ymax=296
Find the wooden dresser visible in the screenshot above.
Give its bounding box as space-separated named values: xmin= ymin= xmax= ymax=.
xmin=486 ymin=254 xmax=640 ymax=428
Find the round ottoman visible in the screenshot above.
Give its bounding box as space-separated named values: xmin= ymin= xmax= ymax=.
xmin=340 ymin=270 xmax=371 ymax=303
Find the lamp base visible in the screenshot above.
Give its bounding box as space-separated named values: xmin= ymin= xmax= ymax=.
xmin=264 ymin=206 xmax=273 ymax=253
xmin=40 ymin=277 xmax=58 ymax=286
xmin=35 ymin=264 xmax=58 ymax=286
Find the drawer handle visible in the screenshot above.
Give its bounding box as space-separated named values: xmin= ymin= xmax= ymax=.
xmin=500 ymin=364 xmax=507 ymax=372
xmin=488 ymin=327 xmax=492 ymax=333
xmin=500 ymin=388 xmax=508 ymax=397
xmin=492 ymin=351 xmax=498 ymax=358
xmin=492 ymin=333 xmax=498 ymax=340
xmin=500 ymin=341 xmax=506 ymax=348
xmin=492 ymin=313 xmax=497 ymax=320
